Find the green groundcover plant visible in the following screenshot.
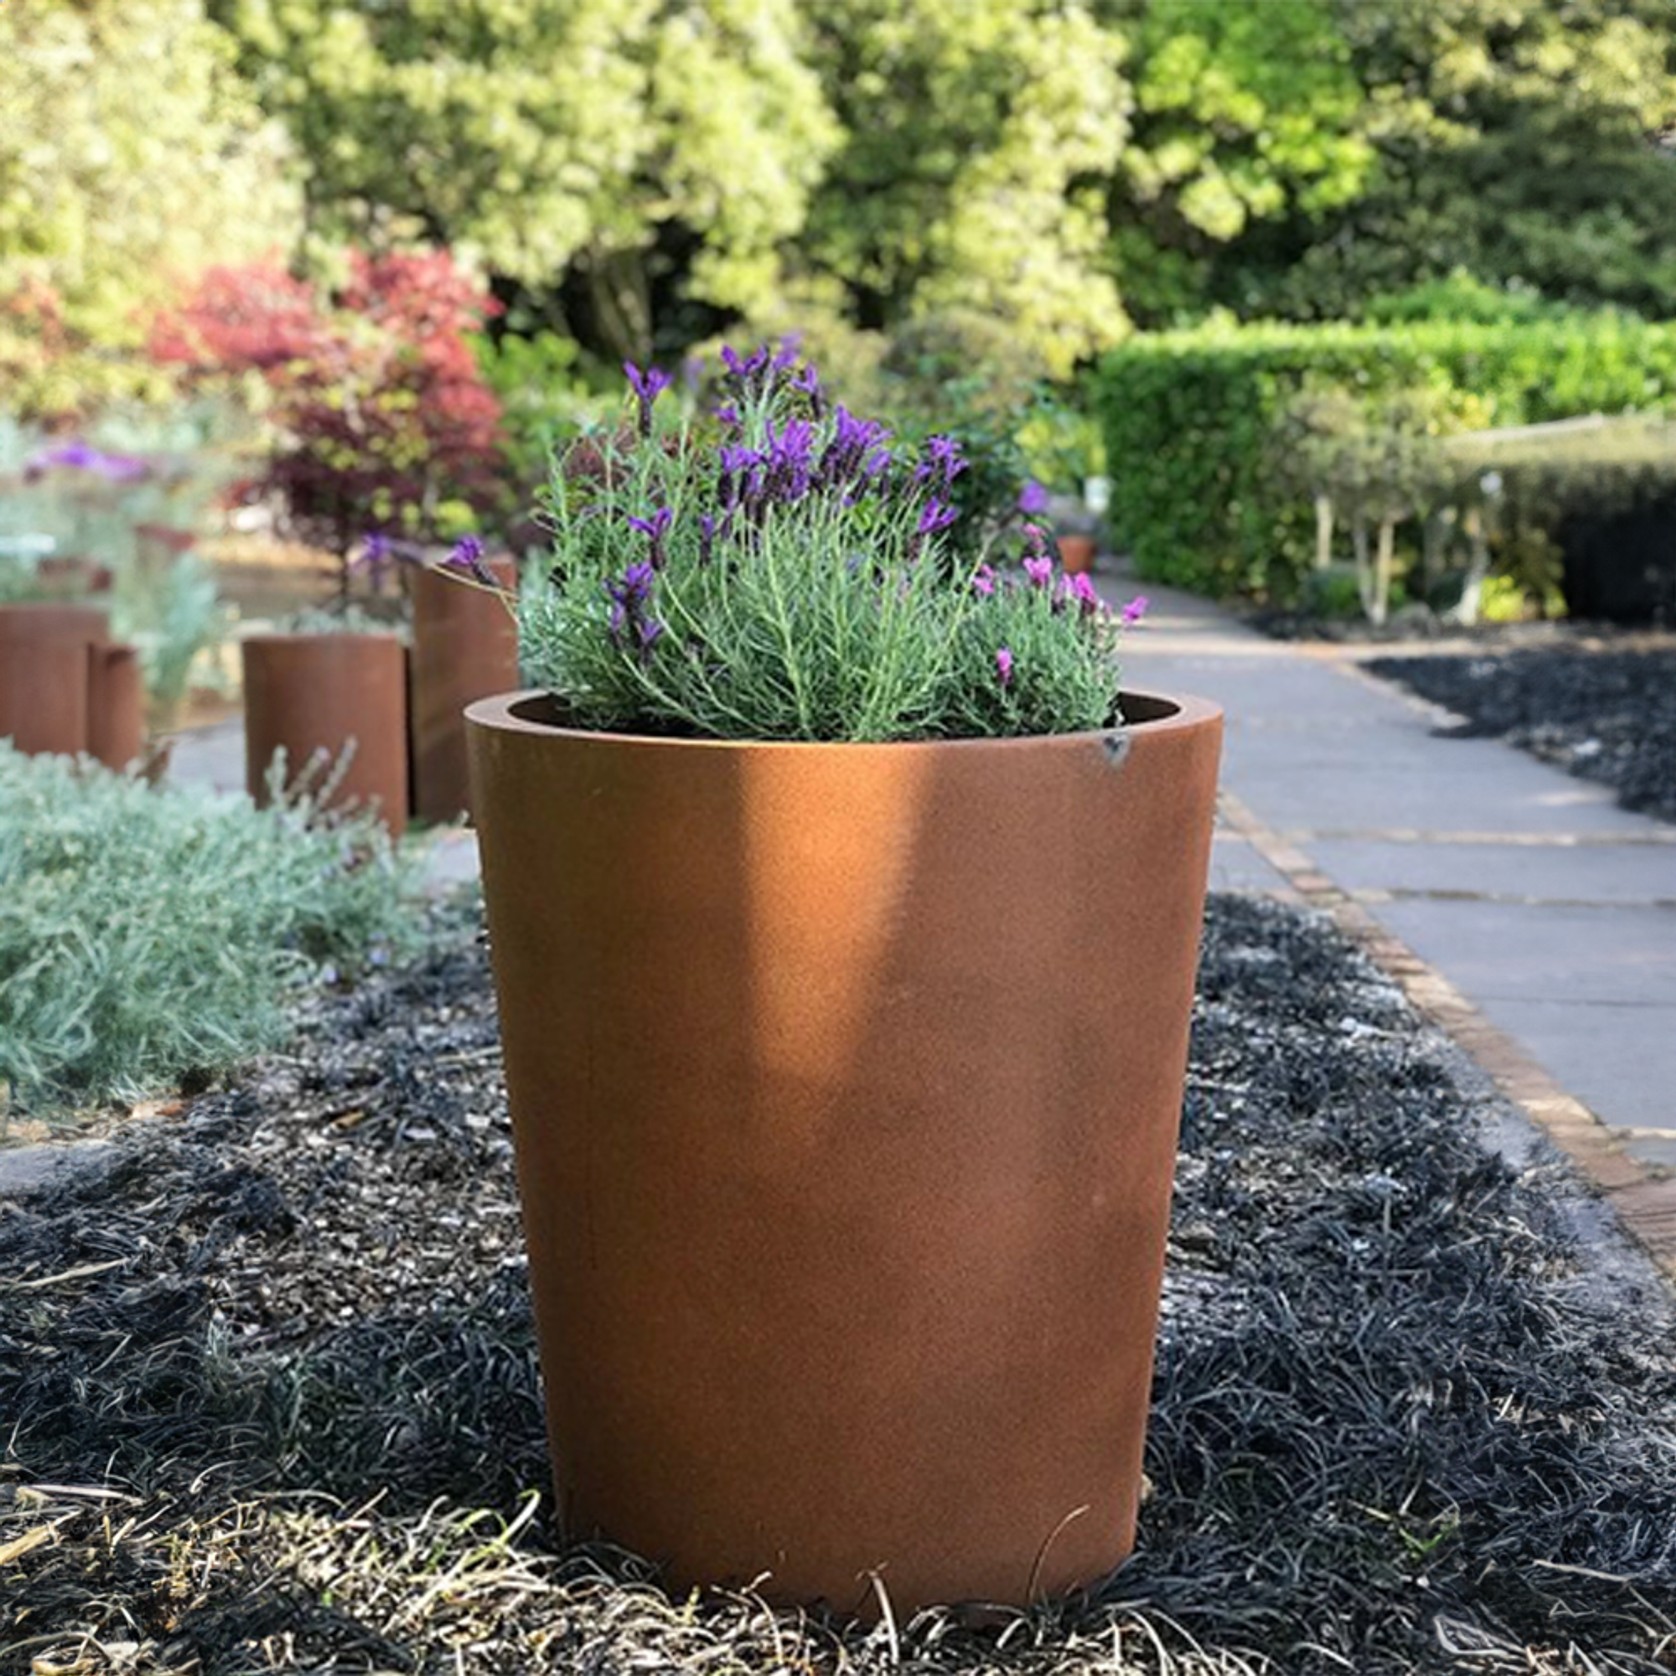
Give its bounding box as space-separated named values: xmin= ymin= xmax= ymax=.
xmin=0 ymin=747 xmax=416 ymax=1111
xmin=504 ymin=345 xmax=1145 ymax=743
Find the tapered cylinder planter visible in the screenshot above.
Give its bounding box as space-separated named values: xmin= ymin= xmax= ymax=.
xmin=243 ymin=634 xmax=409 ymax=836
xmin=409 ymin=557 xmax=517 ymax=822
xmin=0 ymin=604 xmax=109 ymax=757
xmin=86 ymin=643 xmax=145 ymax=771
xmin=466 ymin=691 xmax=1223 ymax=1615
xmin=1056 ymin=533 xmax=1097 ymax=575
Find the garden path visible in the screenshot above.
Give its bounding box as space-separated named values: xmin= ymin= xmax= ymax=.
xmin=1107 ymin=562 xmax=1676 ymax=1274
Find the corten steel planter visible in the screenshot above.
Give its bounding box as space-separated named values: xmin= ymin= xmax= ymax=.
xmin=86 ymin=643 xmax=145 ymax=772
xmin=242 ymin=633 xmax=410 ymax=836
xmin=466 ymin=690 xmax=1223 ymax=1615
xmin=409 ymin=556 xmax=518 ymax=822
xmin=0 ymin=603 xmax=109 ymax=758
xmin=1056 ymin=532 xmax=1098 ymax=575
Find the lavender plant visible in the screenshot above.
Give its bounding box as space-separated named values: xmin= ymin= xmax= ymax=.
xmin=515 ymin=347 xmax=1140 ymax=743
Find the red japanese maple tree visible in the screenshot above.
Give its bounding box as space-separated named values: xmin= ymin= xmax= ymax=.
xmin=155 ymin=251 xmax=506 ymax=571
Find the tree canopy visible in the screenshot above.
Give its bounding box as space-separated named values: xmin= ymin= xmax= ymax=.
xmin=0 ymin=0 xmax=299 ymax=341
xmin=5 ymin=0 xmax=1675 ymax=376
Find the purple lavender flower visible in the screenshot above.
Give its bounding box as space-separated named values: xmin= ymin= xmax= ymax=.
xmin=605 ymin=560 xmax=656 ymax=608
xmin=719 ymin=342 xmax=773 ymax=393
xmin=624 ymin=362 xmax=673 ymax=437
xmin=971 ymin=564 xmax=997 ymax=597
xmin=699 ymin=512 xmax=719 ymax=565
xmin=764 ymin=417 xmax=817 ymax=501
xmin=995 ymin=647 xmax=1015 ymax=688
xmin=1068 ymin=573 xmax=1101 ymax=617
xmin=1018 ymin=479 xmax=1050 ymax=515
xmin=445 ymin=533 xmax=500 ymax=587
xmin=791 ymin=361 xmax=826 ymax=415
xmin=1023 ymin=554 xmax=1054 ymax=589
xmin=916 ymin=499 xmax=959 ymax=538
xmin=625 ymin=505 xmax=674 ymax=568
xmin=355 ymin=530 xmax=393 ymax=576
xmin=818 ymin=406 xmax=889 ymax=490
xmin=604 ymin=561 xmax=661 ymax=660
xmin=27 ymin=441 xmax=149 ymax=482
xmin=1121 ymin=594 xmax=1150 ymax=626
xmin=715 ymin=403 xmax=741 ymax=429
xmin=718 ymin=443 xmax=764 ymax=513
xmin=914 ymin=434 xmax=967 ymax=488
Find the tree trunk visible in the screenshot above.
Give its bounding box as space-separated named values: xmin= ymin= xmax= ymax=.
xmin=1371 ymin=517 xmax=1396 ymax=627
xmin=1352 ymin=518 xmax=1373 ymax=621
xmin=1314 ymin=493 xmax=1335 ymax=571
xmin=1459 ymin=507 xmax=1490 ymax=626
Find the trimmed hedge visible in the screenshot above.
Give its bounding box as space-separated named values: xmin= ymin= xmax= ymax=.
xmin=1089 ymin=317 xmax=1676 ymax=600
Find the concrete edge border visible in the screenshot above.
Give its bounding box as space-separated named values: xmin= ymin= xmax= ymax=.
xmin=1217 ymin=786 xmax=1676 ymax=1283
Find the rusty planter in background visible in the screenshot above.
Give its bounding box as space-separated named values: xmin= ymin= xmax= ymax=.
xmin=465 ymin=690 xmax=1223 ymax=1616
xmin=0 ymin=603 xmax=107 ymax=759
xmin=409 ymin=557 xmax=517 ymax=822
xmin=86 ymin=643 xmax=145 ymax=771
xmin=1056 ymin=533 xmax=1097 ymax=575
xmin=242 ymin=633 xmax=409 ymax=836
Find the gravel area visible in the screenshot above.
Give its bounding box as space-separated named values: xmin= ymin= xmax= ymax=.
xmin=1366 ymin=645 xmax=1676 ymax=823
xmin=3 ymin=898 xmax=1675 ymax=1674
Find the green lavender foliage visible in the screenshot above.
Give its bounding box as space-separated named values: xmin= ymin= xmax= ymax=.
xmin=516 ymin=353 xmax=1127 ymax=743
xmin=0 ymin=746 xmax=417 ymax=1111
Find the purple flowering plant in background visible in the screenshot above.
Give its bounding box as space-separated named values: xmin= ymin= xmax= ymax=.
xmin=25 ymin=442 xmax=151 ymax=484
xmin=513 ymin=339 xmax=1137 ymax=742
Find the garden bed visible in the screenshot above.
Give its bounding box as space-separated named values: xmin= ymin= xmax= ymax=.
xmin=3 ymin=896 xmax=1675 ymax=1674
xmin=1365 ymin=643 xmax=1676 ymax=824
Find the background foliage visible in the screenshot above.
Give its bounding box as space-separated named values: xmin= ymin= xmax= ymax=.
xmin=33 ymin=0 xmax=1655 ymax=375
xmin=3 ymin=0 xmax=1675 ymax=609
xmin=0 ymin=0 xmax=300 ymax=417
xmin=1092 ymin=315 xmax=1676 ymax=599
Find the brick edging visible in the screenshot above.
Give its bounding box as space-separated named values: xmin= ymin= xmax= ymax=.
xmin=1217 ymin=788 xmax=1676 ymax=1280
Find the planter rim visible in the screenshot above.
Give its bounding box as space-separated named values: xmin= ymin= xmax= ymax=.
xmin=466 ymin=687 xmax=1220 ymax=753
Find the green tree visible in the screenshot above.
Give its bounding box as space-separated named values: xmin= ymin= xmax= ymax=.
xmin=1197 ymin=0 xmax=1676 ymax=320
xmin=799 ymin=0 xmax=1133 ymax=375
xmin=0 ymin=0 xmax=299 ymax=345
xmin=207 ymin=0 xmax=838 ymax=362
xmin=1103 ymin=0 xmax=1376 ymax=323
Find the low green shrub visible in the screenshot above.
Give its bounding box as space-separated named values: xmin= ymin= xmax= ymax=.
xmin=0 ymin=747 xmax=417 ymax=1112
xmin=1090 ymin=315 xmax=1676 ymax=600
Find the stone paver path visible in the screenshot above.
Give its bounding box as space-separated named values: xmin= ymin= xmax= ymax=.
xmin=1108 ymin=565 xmax=1676 ymax=1272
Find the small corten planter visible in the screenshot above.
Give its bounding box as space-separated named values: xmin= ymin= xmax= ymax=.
xmin=1056 ymin=532 xmax=1097 ymax=575
xmin=242 ymin=633 xmax=409 ymax=836
xmin=466 ymin=690 xmax=1222 ymax=1616
xmin=409 ymin=556 xmax=518 ymax=822
xmin=0 ymin=603 xmax=109 ymax=759
xmin=86 ymin=643 xmax=145 ymax=771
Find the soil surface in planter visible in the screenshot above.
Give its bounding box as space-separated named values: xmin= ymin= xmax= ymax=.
xmin=1368 ymin=644 xmax=1676 ymax=824
xmin=3 ymin=896 xmax=1674 ymax=1674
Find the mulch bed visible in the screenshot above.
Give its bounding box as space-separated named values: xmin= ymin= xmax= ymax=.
xmin=1365 ymin=645 xmax=1676 ymax=824
xmin=4 ymin=897 xmax=1676 ymax=1674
